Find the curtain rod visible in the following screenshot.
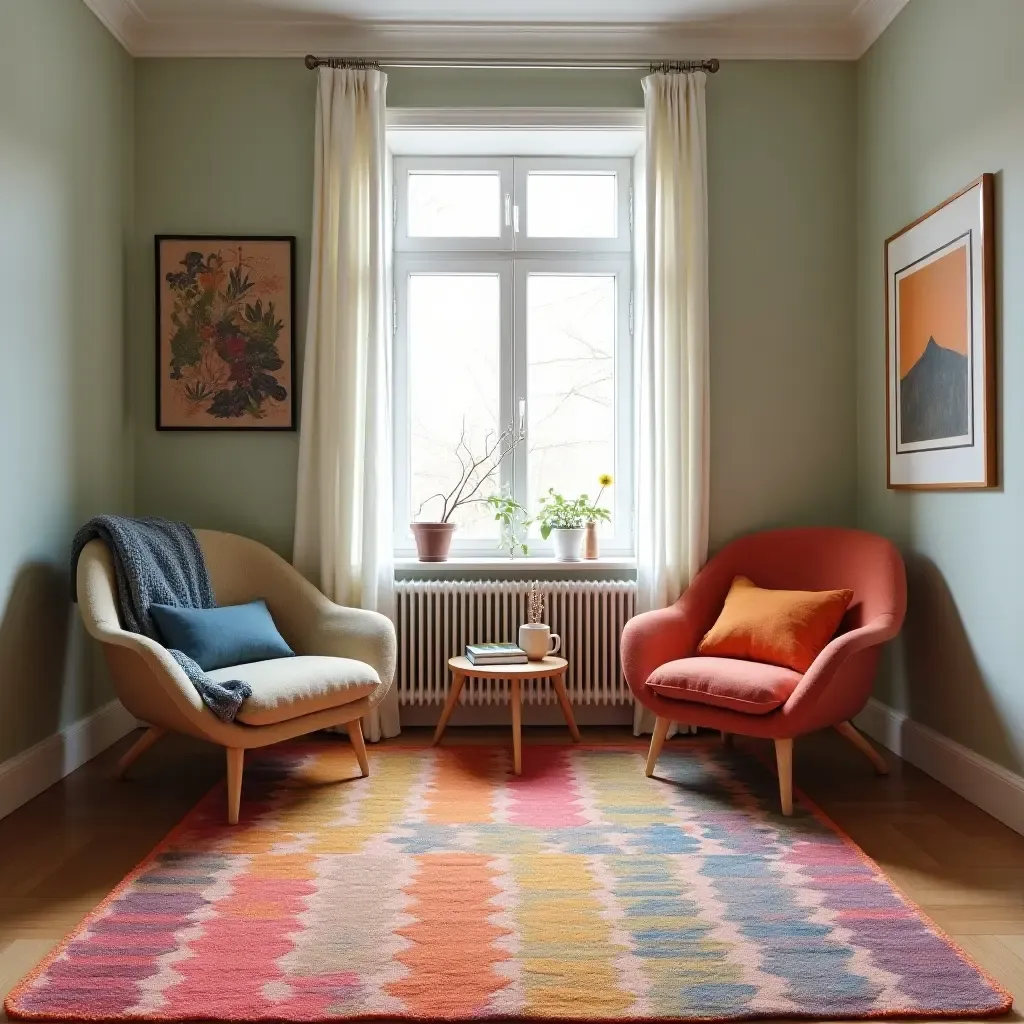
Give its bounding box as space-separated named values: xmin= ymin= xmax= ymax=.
xmin=303 ymin=55 xmax=720 ymax=73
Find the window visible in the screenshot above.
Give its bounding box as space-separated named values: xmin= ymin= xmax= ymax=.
xmin=394 ymin=155 xmax=633 ymax=557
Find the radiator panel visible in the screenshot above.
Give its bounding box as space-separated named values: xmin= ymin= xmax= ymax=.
xmin=394 ymin=580 xmax=636 ymax=707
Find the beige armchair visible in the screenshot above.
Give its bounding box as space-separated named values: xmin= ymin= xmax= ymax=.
xmin=76 ymin=529 xmax=396 ymax=823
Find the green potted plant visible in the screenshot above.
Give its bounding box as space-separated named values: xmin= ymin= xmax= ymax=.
xmin=536 ymin=488 xmax=612 ymax=561
xmin=486 ymin=489 xmax=530 ymax=558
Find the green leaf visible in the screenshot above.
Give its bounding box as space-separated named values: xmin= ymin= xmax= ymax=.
xmin=169 ymin=326 xmax=202 ymax=374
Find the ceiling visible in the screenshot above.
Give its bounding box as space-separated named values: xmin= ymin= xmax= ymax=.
xmin=82 ymin=0 xmax=908 ymax=60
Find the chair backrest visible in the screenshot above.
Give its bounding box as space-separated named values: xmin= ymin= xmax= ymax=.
xmin=77 ymin=530 xmax=312 ymax=647
xmin=697 ymin=527 xmax=906 ymax=631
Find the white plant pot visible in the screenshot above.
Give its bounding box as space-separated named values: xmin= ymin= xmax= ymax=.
xmin=551 ymin=527 xmax=586 ymax=561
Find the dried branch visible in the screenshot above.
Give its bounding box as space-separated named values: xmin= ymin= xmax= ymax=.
xmin=437 ymin=420 xmax=472 ymax=520
xmin=445 ymin=422 xmax=523 ymax=521
xmin=414 ymin=491 xmax=449 ymax=519
xmin=450 ymin=430 xmax=524 ymax=514
xmin=414 ymin=417 xmax=526 ymax=524
xmin=527 ymin=584 xmax=545 ymax=624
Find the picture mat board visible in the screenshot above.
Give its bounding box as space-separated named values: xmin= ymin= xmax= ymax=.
xmin=886 ymin=177 xmax=994 ymax=488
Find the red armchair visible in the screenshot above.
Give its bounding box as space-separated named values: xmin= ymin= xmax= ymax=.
xmin=621 ymin=527 xmax=906 ymax=814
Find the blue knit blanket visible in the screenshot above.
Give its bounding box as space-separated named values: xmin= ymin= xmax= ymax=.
xmin=71 ymin=516 xmax=252 ymax=722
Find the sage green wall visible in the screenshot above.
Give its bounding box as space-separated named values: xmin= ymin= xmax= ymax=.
xmin=131 ymin=59 xmax=856 ymax=558
xmin=0 ymin=0 xmax=134 ymax=761
xmin=856 ymin=0 xmax=1024 ymax=773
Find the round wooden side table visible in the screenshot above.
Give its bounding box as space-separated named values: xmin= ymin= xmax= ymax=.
xmin=432 ymin=655 xmax=580 ymax=774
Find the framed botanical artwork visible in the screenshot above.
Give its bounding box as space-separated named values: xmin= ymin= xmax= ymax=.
xmin=886 ymin=175 xmax=996 ymax=489
xmin=156 ymin=235 xmax=296 ymax=430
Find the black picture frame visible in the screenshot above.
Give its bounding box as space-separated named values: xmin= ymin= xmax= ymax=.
xmin=155 ymin=234 xmax=297 ymax=431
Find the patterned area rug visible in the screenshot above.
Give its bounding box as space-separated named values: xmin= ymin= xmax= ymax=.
xmin=6 ymin=741 xmax=1011 ymax=1022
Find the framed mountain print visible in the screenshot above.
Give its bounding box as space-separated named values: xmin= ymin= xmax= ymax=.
xmin=156 ymin=235 xmax=296 ymax=430
xmin=885 ymin=176 xmax=996 ymax=489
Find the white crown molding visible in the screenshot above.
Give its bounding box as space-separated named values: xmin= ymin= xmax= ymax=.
xmin=128 ymin=20 xmax=855 ymax=61
xmin=80 ymin=0 xmax=144 ymax=53
xmin=80 ymin=1 xmax=906 ymax=61
xmin=856 ymin=698 xmax=1024 ymax=838
xmin=850 ymin=0 xmax=910 ymax=57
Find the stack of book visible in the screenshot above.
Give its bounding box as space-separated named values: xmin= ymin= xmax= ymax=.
xmin=465 ymin=643 xmax=527 ymax=666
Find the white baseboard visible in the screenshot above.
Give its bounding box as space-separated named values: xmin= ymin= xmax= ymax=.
xmin=0 ymin=700 xmax=138 ymax=821
xmin=855 ymin=697 xmax=1024 ymax=837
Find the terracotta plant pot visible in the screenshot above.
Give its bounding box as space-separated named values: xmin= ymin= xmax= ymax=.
xmin=551 ymin=527 xmax=586 ymax=561
xmin=411 ymin=522 xmax=457 ymax=562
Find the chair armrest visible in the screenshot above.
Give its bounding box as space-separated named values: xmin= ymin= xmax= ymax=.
xmin=621 ymin=558 xmax=735 ymax=688
xmin=783 ymin=613 xmax=900 ymax=711
xmin=303 ymin=603 xmax=397 ymax=690
xmin=91 ymin=623 xmax=214 ymax=733
xmin=621 ymin=602 xmax=704 ymax=689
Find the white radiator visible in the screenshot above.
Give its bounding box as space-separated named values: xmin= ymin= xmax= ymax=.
xmin=395 ymin=580 xmax=637 ymax=707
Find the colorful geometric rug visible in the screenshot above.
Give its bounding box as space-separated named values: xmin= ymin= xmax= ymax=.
xmin=5 ymin=741 xmax=1011 ymax=1022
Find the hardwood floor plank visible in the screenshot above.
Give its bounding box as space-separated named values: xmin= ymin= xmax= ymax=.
xmin=951 ymin=935 xmax=1024 ymax=1002
xmin=0 ymin=938 xmax=59 ymax=1007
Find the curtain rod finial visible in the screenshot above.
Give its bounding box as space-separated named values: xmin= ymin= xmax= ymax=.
xmin=304 ymin=54 xmax=319 ymax=70
xmin=707 ymin=58 xmax=721 ymax=73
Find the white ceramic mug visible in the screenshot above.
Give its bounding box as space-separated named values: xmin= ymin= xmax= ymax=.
xmin=519 ymin=623 xmax=561 ymax=661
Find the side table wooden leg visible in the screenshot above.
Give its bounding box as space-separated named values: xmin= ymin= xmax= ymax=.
xmin=552 ymin=673 xmax=581 ymax=742
xmin=511 ymin=678 xmax=522 ymax=775
xmin=432 ymin=671 xmax=466 ymax=745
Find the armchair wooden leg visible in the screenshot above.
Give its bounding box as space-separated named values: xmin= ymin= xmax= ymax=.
xmin=835 ymin=721 xmax=889 ymax=775
xmin=226 ymin=748 xmax=244 ymax=825
xmin=645 ymin=717 xmax=671 ymax=778
xmin=116 ymin=726 xmax=165 ymax=779
xmin=774 ymin=738 xmax=793 ymax=816
xmin=346 ymin=719 xmax=370 ymax=778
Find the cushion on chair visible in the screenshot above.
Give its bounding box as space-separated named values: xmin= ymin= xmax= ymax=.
xmin=207 ymin=656 xmax=379 ymax=726
xmin=150 ymin=599 xmax=294 ymax=672
xmin=646 ymin=656 xmax=801 ymax=714
xmin=697 ymin=576 xmax=853 ymax=673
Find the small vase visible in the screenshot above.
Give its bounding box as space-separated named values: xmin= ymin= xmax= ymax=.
xmin=551 ymin=527 xmax=585 ymax=561
xmin=410 ymin=522 xmax=456 ymax=562
xmin=583 ymin=520 xmax=599 ymax=560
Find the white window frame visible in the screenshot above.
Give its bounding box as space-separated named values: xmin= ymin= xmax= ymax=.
xmin=392 ymin=153 xmax=634 ymax=559
xmin=512 ymin=256 xmax=634 ymax=555
xmin=393 ymin=255 xmax=514 ymax=555
xmin=513 ymin=157 xmax=632 ymax=253
xmin=394 ymin=156 xmax=514 ymax=252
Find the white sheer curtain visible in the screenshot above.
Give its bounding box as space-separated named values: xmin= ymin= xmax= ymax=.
xmin=293 ymin=67 xmax=400 ymax=741
xmin=633 ymin=71 xmax=711 ymax=736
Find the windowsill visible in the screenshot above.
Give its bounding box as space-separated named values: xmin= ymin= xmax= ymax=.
xmin=394 ymin=556 xmax=636 ymax=571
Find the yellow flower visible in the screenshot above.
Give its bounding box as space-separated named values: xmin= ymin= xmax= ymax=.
xmin=598 ymin=473 xmax=613 ymax=487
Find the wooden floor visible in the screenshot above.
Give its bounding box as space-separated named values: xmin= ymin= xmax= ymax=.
xmin=1 ymin=725 xmax=1022 ymax=1022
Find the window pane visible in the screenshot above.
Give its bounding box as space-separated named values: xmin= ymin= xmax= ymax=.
xmin=526 ymin=275 xmax=615 ymax=531
xmin=409 ymin=274 xmax=501 ymax=537
xmin=407 ymin=172 xmax=501 ymax=237
xmin=527 ymin=173 xmax=617 ymax=238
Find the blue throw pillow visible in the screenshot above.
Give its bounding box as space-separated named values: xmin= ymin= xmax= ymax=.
xmin=149 ymin=600 xmax=295 ymax=672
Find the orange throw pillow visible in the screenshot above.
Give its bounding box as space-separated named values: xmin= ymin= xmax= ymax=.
xmin=697 ymin=576 xmax=853 ymax=673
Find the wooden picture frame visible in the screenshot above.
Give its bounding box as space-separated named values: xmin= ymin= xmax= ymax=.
xmin=885 ymin=175 xmax=996 ymax=489
xmin=155 ymin=235 xmax=297 ymax=431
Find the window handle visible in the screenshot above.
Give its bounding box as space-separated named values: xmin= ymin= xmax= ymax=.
xmin=504 ymin=193 xmax=512 ymax=227
xmin=518 ymin=397 xmax=526 ymax=432
xmin=513 ymin=204 xmax=520 ymax=234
